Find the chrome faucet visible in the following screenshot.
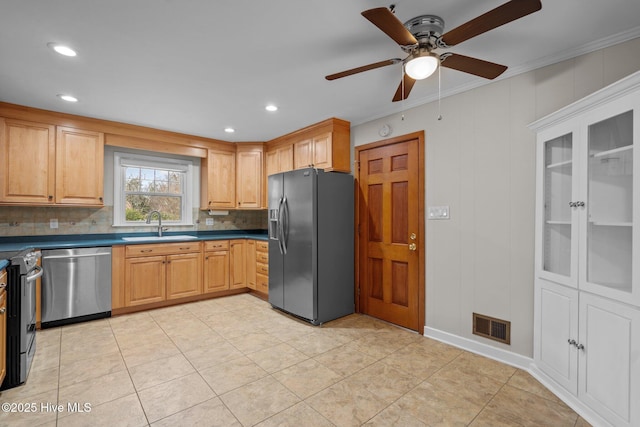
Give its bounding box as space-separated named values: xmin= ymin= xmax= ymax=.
xmin=146 ymin=210 xmax=164 ymax=237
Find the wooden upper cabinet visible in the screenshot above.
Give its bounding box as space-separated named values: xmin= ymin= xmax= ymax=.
xmin=0 ymin=119 xmax=104 ymax=206
xmin=236 ymin=145 xmax=263 ymax=209
xmin=294 ymin=132 xmax=334 ymax=170
xmin=266 ymin=144 xmax=293 ymax=177
xmin=293 ymin=138 xmax=313 ymax=170
xmin=55 ymin=126 xmax=104 ymax=205
xmin=0 ymin=118 xmax=55 ymax=204
xmin=270 ymin=118 xmax=351 ymax=173
xmin=201 ymin=148 xmax=236 ymax=209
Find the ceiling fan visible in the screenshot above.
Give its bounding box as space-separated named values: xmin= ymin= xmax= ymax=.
xmin=326 ymin=0 xmax=542 ymax=102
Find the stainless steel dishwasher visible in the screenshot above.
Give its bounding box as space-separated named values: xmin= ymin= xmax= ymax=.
xmin=41 ymin=247 xmax=112 ymax=328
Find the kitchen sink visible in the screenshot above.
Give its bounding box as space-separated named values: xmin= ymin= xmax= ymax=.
xmin=121 ymin=235 xmax=198 ymax=242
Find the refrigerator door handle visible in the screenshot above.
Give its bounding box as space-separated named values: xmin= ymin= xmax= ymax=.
xmin=281 ymin=196 xmax=289 ymax=254
xmin=277 ymin=196 xmax=285 ymax=255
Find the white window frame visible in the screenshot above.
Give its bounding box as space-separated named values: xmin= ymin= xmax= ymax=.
xmin=113 ymin=151 xmax=193 ymax=227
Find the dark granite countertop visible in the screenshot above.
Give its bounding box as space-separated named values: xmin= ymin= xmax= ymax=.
xmin=0 ymin=230 xmax=268 ymax=254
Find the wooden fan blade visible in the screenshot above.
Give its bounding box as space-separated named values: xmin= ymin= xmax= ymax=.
xmin=392 ymin=74 xmax=417 ymax=102
xmin=325 ymin=59 xmax=399 ymax=81
xmin=440 ymin=0 xmax=541 ymax=46
xmin=441 ymin=53 xmax=507 ymax=79
xmin=362 ymin=7 xmax=418 ymax=46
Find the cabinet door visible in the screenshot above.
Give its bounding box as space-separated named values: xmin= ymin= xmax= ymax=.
xmin=236 ymin=149 xmax=262 ymax=208
xmin=535 ymin=279 xmax=579 ymax=395
xmin=580 ymin=98 xmax=638 ymax=306
xmin=537 ymin=124 xmax=580 ymax=288
xmin=166 ymin=252 xmax=202 ymax=299
xmin=246 ymin=240 xmax=256 ymax=290
xmin=279 ymin=145 xmax=294 ymax=172
xmin=294 ymin=139 xmax=313 ymax=169
xmin=229 ymin=240 xmax=246 ymax=289
xmin=125 ymin=256 xmax=166 ymax=306
xmin=55 ymin=127 xmax=104 ymax=205
xmin=578 ymin=293 xmax=640 ymax=427
xmin=312 ymin=132 xmax=332 ymax=170
xmin=0 ymin=275 xmax=6 ymax=385
xmin=0 ymin=118 xmax=55 ymax=204
xmin=204 ymin=149 xmax=236 ymax=209
xmin=204 ymin=250 xmax=230 ymax=292
xmin=266 ymin=150 xmax=279 ymax=178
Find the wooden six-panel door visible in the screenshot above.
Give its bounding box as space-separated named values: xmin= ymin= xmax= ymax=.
xmin=357 ymin=134 xmax=423 ymax=332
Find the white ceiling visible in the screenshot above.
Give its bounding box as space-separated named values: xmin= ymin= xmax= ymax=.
xmin=1 ymin=0 xmax=640 ymax=142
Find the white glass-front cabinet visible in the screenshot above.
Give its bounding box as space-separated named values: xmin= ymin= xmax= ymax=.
xmin=531 ymin=71 xmax=640 ymax=427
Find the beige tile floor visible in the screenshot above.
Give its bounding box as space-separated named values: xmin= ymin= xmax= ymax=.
xmin=0 ymin=293 xmax=590 ymax=426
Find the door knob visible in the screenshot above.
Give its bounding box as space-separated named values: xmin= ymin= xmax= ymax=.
xmin=409 ymin=243 xmax=417 ymax=251
xmin=410 ymin=233 xmax=416 ymax=240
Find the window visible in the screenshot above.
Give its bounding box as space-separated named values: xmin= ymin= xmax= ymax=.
xmin=113 ymin=152 xmax=193 ymax=226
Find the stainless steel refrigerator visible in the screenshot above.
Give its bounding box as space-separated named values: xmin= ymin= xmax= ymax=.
xmin=268 ymin=168 xmax=354 ymax=325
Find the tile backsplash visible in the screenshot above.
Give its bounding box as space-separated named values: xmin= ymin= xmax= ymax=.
xmin=0 ymin=206 xmax=267 ymax=236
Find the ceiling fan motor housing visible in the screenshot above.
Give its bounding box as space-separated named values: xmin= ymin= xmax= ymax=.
xmin=403 ymin=15 xmax=445 ymax=50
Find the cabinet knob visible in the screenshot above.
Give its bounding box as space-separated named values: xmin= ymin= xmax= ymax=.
xmin=0 ymin=307 xmax=5 ymax=314
xmin=99 ymin=196 xmax=103 ymax=202
xmin=48 ymin=195 xmax=53 ymax=200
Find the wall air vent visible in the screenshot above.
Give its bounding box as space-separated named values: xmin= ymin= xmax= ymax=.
xmin=473 ymin=313 xmax=511 ymax=345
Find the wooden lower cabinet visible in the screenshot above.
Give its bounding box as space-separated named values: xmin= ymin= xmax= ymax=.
xmin=125 ymin=255 xmax=166 ymax=306
xmin=204 ymin=240 xmax=230 ymax=293
xmin=255 ymin=240 xmax=269 ymax=294
xmin=230 ymin=240 xmax=246 ymax=289
xmin=246 ymin=240 xmax=257 ymax=290
xmin=123 ymin=242 xmax=202 ymax=307
xmin=112 ymin=238 xmax=268 ymax=313
xmin=0 ymin=269 xmax=6 ymax=385
xmin=166 ymin=252 xmax=203 ymax=299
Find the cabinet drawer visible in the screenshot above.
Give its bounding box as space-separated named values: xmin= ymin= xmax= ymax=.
xmin=126 ymin=242 xmax=202 ymax=257
xmin=256 ymin=241 xmax=269 ymax=252
xmin=256 ymin=252 xmax=269 ymax=263
xmin=256 ymin=273 xmax=268 ymax=293
xmin=257 ymin=262 xmax=268 ymax=275
xmin=204 ymin=240 xmax=230 ymax=251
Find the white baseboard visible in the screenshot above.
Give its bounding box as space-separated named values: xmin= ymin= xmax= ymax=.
xmin=423 ymin=326 xmax=533 ymax=370
xmin=423 ymin=326 xmax=610 ymax=427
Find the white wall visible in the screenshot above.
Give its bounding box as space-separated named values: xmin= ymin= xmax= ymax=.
xmin=351 ymin=37 xmax=640 ymax=358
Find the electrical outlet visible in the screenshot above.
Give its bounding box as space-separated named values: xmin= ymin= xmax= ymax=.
xmin=50 ymin=218 xmax=59 ymax=229
xmin=205 ymin=218 xmax=214 ymax=226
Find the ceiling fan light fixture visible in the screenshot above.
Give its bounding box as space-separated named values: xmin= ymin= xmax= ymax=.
xmin=48 ymin=43 xmax=77 ymax=57
xmin=405 ymin=52 xmax=439 ymax=80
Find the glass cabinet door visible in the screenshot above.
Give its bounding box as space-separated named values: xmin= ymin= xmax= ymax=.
xmin=586 ymin=110 xmax=633 ymax=293
xmin=542 ymin=133 xmax=574 ymax=279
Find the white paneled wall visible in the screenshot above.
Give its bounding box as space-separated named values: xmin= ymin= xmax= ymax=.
xmin=351 ymin=37 xmax=640 ymax=358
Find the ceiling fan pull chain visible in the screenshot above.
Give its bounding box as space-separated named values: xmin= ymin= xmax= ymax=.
xmin=437 ymin=64 xmax=443 ymax=121
xmin=401 ymin=63 xmax=406 ymax=120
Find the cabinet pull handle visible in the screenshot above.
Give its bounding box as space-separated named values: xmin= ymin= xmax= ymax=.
xmin=141 ymin=249 xmax=153 ymax=253
xmin=567 ymin=339 xmax=577 ymax=346
xmin=0 ymin=307 xmax=5 ymax=314
xmin=0 ymin=283 xmax=6 ymax=290
xmin=576 ymin=343 xmax=585 ymax=351
xmin=568 ymin=202 xmax=576 ymax=207
xmin=577 ymin=201 xmax=585 ymax=207
xmin=179 ymin=247 xmax=190 ymax=250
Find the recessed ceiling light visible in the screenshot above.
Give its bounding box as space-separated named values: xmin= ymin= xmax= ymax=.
xmin=265 ymin=104 xmax=278 ymax=112
xmin=224 ymin=127 xmax=235 ymax=133
xmin=48 ymin=43 xmax=77 ymax=57
xmin=57 ymin=94 xmax=78 ymax=102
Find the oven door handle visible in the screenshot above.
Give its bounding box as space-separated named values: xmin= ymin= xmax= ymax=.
xmin=25 ymin=265 xmax=43 ymax=282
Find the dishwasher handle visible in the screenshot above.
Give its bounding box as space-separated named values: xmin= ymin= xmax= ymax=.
xmin=43 ymin=252 xmax=111 ymax=260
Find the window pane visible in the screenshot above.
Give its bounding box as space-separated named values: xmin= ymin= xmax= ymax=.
xmin=125 ymin=194 xmax=182 ymax=222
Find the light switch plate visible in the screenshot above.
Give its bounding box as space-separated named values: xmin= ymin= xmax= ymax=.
xmin=50 ymin=218 xmax=59 ymax=228
xmin=427 ymin=206 xmax=450 ymax=220
xmin=205 ymin=218 xmax=214 ymax=226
